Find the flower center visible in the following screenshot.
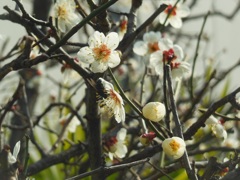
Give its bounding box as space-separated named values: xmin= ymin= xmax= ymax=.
xmin=148 ymin=42 xmax=160 ymax=53
xmin=93 ymin=44 xmax=111 ymax=62
xmin=57 ymin=5 xmax=68 ymax=19
xmin=169 ymin=139 xmax=180 ymax=152
xmin=219 ymin=118 xmax=225 ymax=125
xmin=170 ymin=61 xmax=180 ymax=70
xmin=165 ymin=5 xmax=177 ymax=16
xmin=163 ymin=48 xmax=177 ymax=63
xmin=104 ymin=136 xmax=118 ymax=152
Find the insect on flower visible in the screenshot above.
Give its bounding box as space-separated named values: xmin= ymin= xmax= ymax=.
xmin=96 ymin=78 xmax=125 ymax=123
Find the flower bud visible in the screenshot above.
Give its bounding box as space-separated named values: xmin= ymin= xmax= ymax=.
xmin=142 ymin=102 xmax=166 ymax=122
xmin=162 ymin=137 xmax=186 ymax=159
xmin=139 ymin=132 xmax=156 ymax=146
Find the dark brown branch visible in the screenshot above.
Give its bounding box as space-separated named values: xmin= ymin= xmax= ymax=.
xmin=0 ymin=79 xmax=24 ymax=128
xmin=13 ymin=0 xmax=50 ymax=26
xmin=165 ymin=65 xmax=198 ymax=180
xmin=85 ymin=78 xmax=103 ymax=180
xmin=66 ymin=158 xmax=150 ymax=180
xmin=0 ymin=6 xmax=91 ymax=81
xmin=34 ymin=102 xmax=83 ymax=126
xmin=27 ymin=144 xmax=85 ymax=176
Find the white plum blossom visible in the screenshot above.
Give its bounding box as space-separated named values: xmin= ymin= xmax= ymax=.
xmin=150 ymin=38 xmax=190 ymax=80
xmin=142 ymin=102 xmax=166 ymax=122
xmin=103 ymin=128 xmax=128 ymax=160
xmin=133 ymin=31 xmax=162 ymax=56
xmin=77 ymin=31 xmax=121 ymax=73
xmin=53 ymin=0 xmax=80 ymax=32
xmin=97 ymin=78 xmax=125 ymax=123
xmin=159 ymin=0 xmax=190 ymax=29
xmin=162 ymin=137 xmax=186 ymax=159
xmin=8 ymin=141 xmax=21 ymax=164
xmin=205 ymin=116 xmax=227 ymax=141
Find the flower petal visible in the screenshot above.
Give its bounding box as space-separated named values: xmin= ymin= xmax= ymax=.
xmin=58 ymin=20 xmax=66 ymax=33
xmin=89 ymin=31 xmax=105 ymax=48
xmin=77 ymin=47 xmax=95 ymax=64
xmin=177 ymin=5 xmax=190 ymax=17
xmin=159 ymin=38 xmax=173 ymax=50
xmin=169 ymin=16 xmax=182 ymax=29
xmin=105 ymin=32 xmax=119 ymax=50
xmin=205 ymin=115 xmax=219 ymax=125
xmin=108 ymin=152 xmax=114 ymax=160
xmin=8 ymin=153 xmax=17 ymax=164
xmin=171 ymin=61 xmax=190 ymax=80
xmin=133 ymin=41 xmax=148 ymax=56
xmin=149 ymin=51 xmax=163 ymax=74
xmin=13 ymin=141 xmax=21 ymax=159
xmin=107 ymin=51 xmax=121 ymax=68
xmin=159 ymin=13 xmax=168 ymax=25
xmin=115 ymin=144 xmax=127 ymax=158
xmin=117 ymin=128 xmax=127 ymax=141
xmin=90 ymin=61 xmax=107 ymax=73
xmin=143 ymin=31 xmax=162 ymax=43
xmin=173 ymin=45 xmax=184 ymax=60
xmin=114 ymin=105 xmax=125 ymax=123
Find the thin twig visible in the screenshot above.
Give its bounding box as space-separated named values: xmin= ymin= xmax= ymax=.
xmin=66 ymin=158 xmax=149 ymax=180
xmin=190 ymin=11 xmax=210 ymax=99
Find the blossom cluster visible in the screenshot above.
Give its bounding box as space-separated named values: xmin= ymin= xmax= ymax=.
xmin=134 ymin=32 xmax=190 ymax=80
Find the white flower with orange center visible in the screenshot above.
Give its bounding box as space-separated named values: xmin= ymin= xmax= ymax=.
xmin=150 ymin=38 xmax=190 ymax=80
xmin=159 ymin=0 xmax=190 ymax=29
xmin=162 ymin=137 xmax=186 ymax=159
xmin=133 ymin=31 xmax=162 ymax=57
xmin=97 ymin=78 xmax=125 ymax=123
xmin=53 ymin=0 xmax=80 ymax=32
xmin=103 ymin=128 xmax=128 ymax=160
xmin=77 ymin=31 xmax=121 ymax=73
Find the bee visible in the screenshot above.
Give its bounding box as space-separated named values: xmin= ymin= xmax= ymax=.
xmin=96 ymin=78 xmax=108 ymax=99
